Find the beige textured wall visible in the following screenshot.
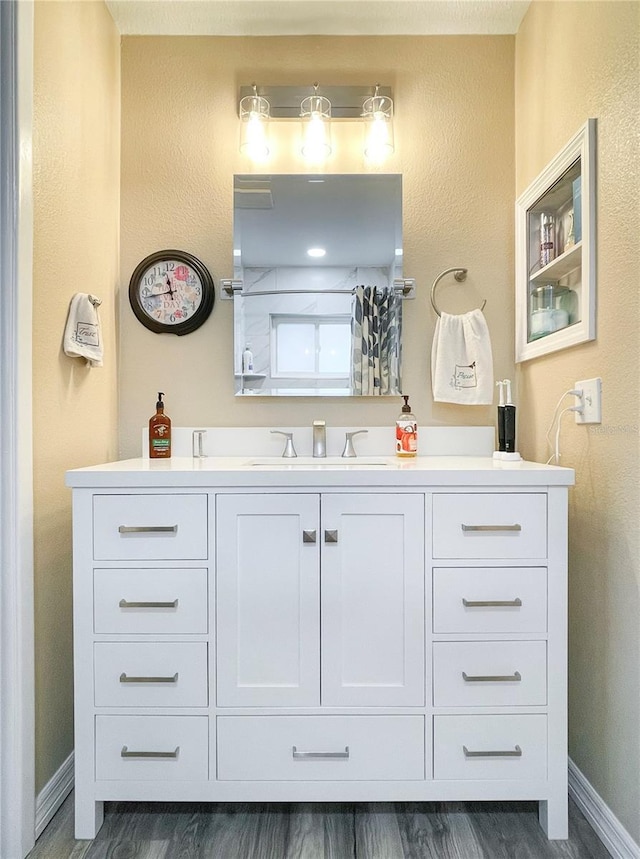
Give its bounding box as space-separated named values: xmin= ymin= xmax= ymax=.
xmin=33 ymin=1 xmax=120 ymax=792
xmin=516 ymin=1 xmax=640 ymax=841
xmin=119 ymin=36 xmax=515 ymax=456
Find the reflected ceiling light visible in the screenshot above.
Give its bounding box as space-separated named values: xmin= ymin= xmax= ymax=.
xmin=239 ymin=84 xmax=270 ymax=162
xmin=307 ymin=247 xmax=326 ymax=258
xmin=362 ymin=84 xmax=394 ymax=163
xmin=300 ymin=83 xmax=332 ymax=163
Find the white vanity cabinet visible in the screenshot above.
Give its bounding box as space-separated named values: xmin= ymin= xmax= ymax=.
xmin=67 ymin=457 xmax=572 ymax=842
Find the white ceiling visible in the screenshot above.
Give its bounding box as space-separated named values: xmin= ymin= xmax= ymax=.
xmin=105 ymin=1 xmax=531 ymax=36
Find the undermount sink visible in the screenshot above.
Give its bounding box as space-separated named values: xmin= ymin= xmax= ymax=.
xmin=247 ymin=456 xmax=390 ymax=468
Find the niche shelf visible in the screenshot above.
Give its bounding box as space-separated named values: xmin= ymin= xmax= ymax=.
xmin=515 ymin=119 xmax=596 ymax=362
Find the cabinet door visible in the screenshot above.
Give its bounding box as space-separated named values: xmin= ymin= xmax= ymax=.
xmin=321 ymin=494 xmax=425 ymax=706
xmin=216 ymin=494 xmax=320 ymax=707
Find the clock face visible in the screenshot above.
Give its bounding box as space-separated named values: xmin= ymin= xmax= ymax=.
xmin=129 ymin=250 xmax=215 ymax=335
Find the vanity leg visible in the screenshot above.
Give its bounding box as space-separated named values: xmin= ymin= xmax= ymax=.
xmin=74 ymin=795 xmax=104 ymax=840
xmin=538 ymin=794 xmax=568 ymax=840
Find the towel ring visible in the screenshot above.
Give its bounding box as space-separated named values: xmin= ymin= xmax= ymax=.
xmin=430 ymin=267 xmax=487 ymax=318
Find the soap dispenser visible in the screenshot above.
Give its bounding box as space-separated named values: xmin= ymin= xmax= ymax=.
xmin=149 ymin=392 xmax=171 ymax=459
xmin=396 ymin=395 xmax=418 ymax=457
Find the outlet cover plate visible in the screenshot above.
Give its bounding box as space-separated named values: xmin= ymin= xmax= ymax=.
xmin=575 ymin=377 xmax=602 ymax=424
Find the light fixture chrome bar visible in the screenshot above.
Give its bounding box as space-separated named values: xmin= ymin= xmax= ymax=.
xmin=239 ymin=85 xmax=392 ymax=119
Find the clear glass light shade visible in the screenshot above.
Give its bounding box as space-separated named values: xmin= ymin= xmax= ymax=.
xmin=300 ymin=94 xmax=332 ymax=162
xmin=239 ymin=94 xmax=270 ymax=161
xmin=362 ymin=94 xmax=394 ymax=163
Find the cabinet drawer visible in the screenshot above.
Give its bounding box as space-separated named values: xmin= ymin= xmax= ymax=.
xmin=94 ymin=643 xmax=208 ymax=707
xmin=432 ymin=494 xmax=547 ymax=559
xmin=96 ymin=715 xmax=208 ymax=781
xmin=94 ymin=568 xmax=208 ymax=634
xmin=217 ymin=716 xmax=425 ymax=781
xmin=433 ymin=641 xmax=547 ymax=707
xmin=93 ymin=494 xmax=208 ymax=561
xmin=434 ymin=715 xmax=547 ymax=780
xmin=433 ymin=567 xmax=547 ymax=634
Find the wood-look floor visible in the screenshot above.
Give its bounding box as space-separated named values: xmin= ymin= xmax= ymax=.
xmin=28 ymin=792 xmax=611 ymax=859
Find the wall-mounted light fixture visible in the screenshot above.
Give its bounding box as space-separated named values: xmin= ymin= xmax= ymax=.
xmin=239 ymin=84 xmax=270 ymax=162
xmin=362 ymin=84 xmax=394 ymax=164
xmin=238 ymin=84 xmax=394 ymax=164
xmin=300 ymin=83 xmax=332 ymax=162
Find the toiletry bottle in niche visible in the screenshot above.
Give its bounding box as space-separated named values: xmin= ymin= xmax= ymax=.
xmin=242 ymin=344 xmax=254 ymax=374
xmin=396 ymin=395 xmax=418 ymax=457
xmin=539 ymin=213 xmax=555 ymax=267
xmin=149 ymin=392 xmax=171 ymax=458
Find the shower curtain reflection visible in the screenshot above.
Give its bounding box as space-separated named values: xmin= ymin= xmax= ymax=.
xmin=351 ymin=285 xmax=402 ymax=395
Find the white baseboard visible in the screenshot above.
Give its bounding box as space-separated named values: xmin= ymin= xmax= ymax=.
xmin=35 ymin=752 xmax=74 ymax=839
xmin=568 ymin=757 xmax=640 ymax=859
xmin=31 ymin=751 xmax=640 ymax=855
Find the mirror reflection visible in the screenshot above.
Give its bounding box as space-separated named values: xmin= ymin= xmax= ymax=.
xmin=233 ymin=174 xmax=404 ymax=396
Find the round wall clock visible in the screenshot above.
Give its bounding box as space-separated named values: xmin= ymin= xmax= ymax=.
xmin=128 ymin=249 xmax=215 ymax=335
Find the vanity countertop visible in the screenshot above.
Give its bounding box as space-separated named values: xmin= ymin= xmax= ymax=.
xmin=65 ymin=455 xmax=574 ymax=489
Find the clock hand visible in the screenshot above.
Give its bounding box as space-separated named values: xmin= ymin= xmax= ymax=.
xmin=148 ymin=287 xmax=177 ymax=299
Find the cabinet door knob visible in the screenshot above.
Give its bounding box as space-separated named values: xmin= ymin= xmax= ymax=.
xmin=302 ymin=530 xmax=317 ymax=544
xmin=324 ymin=530 xmax=338 ymax=543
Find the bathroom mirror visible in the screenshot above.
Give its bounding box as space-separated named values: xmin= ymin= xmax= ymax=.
xmin=232 ymin=174 xmax=404 ymax=396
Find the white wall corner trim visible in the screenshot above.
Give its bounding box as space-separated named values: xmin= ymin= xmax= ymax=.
xmin=0 ymin=2 xmax=35 ymax=858
xmin=568 ymin=758 xmax=640 ymax=859
xmin=35 ymin=752 xmax=74 ymax=839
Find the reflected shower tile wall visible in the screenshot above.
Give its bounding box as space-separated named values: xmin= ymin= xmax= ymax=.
xmin=356 ymin=266 xmax=393 ymax=288
xmin=242 ymin=266 xmax=391 ymax=292
xmin=242 ymin=294 xmax=270 ymax=375
xmin=243 ymin=268 xmax=276 ymax=292
xmin=275 ymin=267 xmax=356 ymax=292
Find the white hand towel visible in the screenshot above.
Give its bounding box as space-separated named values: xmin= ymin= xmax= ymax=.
xmin=431 ymin=309 xmax=494 ymax=404
xmin=63 ymin=293 xmax=103 ymax=367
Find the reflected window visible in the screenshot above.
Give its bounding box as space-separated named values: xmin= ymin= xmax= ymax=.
xmin=271 ymin=315 xmax=351 ymax=378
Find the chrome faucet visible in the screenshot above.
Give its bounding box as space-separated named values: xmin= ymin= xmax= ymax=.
xmin=312 ymin=420 xmax=326 ymax=458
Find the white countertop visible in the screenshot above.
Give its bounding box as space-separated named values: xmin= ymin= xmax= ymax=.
xmin=65 ymin=455 xmax=575 ymax=489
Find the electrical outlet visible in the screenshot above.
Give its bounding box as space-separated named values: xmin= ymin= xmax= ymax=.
xmin=575 ymin=377 xmax=602 ymax=424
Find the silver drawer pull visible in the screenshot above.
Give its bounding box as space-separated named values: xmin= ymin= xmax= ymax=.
xmin=461 ymin=523 xmax=522 ymax=532
xmin=119 ymin=599 xmax=179 ymax=609
xmin=462 ymin=598 xmax=522 ymax=608
xmin=118 ymin=525 xmax=178 ymax=534
xmin=292 ymin=745 xmax=349 ymax=760
xmin=121 ymin=745 xmax=179 ymax=759
xmin=119 ymin=672 xmax=178 ymax=684
xmin=463 ymin=745 xmax=522 ymax=758
xmin=462 ymin=671 xmax=521 ymax=683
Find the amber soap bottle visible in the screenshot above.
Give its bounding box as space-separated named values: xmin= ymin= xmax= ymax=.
xmin=149 ymin=392 xmax=171 ymax=458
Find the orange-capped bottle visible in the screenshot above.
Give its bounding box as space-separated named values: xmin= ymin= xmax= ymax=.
xmin=149 ymin=392 xmax=171 ymax=458
xmin=396 ymin=394 xmax=418 ymax=457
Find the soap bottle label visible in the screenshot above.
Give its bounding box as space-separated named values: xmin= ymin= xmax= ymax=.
xmin=396 ymin=419 xmax=417 ymax=455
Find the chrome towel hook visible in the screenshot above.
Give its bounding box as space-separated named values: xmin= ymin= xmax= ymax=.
xmin=430 ymin=267 xmax=487 ymax=318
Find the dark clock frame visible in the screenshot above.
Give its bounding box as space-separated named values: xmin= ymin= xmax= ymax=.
xmin=128 ymin=249 xmax=215 ymax=336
